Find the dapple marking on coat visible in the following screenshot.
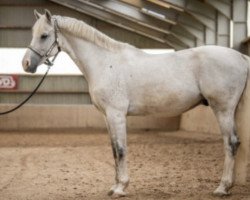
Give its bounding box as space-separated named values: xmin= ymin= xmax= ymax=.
xmin=22 ymin=10 xmax=250 ymax=197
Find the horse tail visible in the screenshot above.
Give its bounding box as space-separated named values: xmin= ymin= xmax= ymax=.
xmin=234 ymin=54 xmax=250 ymax=184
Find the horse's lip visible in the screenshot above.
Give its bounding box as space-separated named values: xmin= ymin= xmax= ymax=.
xmin=26 ymin=66 xmax=37 ymax=73
xmin=30 ymin=69 xmax=36 ymax=73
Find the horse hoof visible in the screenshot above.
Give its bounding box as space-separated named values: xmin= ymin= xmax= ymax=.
xmin=108 ymin=185 xmax=116 ymax=196
xmin=213 ymin=188 xmax=230 ymax=196
xmin=108 ymin=188 xmax=126 ymax=198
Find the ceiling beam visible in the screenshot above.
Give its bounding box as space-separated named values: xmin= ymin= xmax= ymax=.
xmin=50 ymin=0 xmax=188 ymax=50
xmin=203 ymin=0 xmax=231 ymax=19
xmin=119 ymin=0 xmax=205 ymax=44
xmin=146 ymin=0 xmax=184 ymax=12
xmin=79 ymin=0 xmax=190 ymax=48
xmin=162 ymin=0 xmax=217 ymax=45
xmin=87 ymin=0 xmax=196 ymax=47
xmin=119 ymin=0 xmax=202 ymax=35
xmin=163 ymin=0 xmax=216 ymax=30
xmin=50 ymin=0 xmax=237 ymax=49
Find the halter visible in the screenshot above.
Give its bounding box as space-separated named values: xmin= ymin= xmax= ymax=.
xmin=28 ymin=19 xmax=61 ymax=66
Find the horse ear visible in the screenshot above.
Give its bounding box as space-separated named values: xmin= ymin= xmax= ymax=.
xmin=34 ymin=9 xmax=41 ymax=20
xmin=45 ymin=9 xmax=52 ymax=23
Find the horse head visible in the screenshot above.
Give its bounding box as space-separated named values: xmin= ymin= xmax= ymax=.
xmin=22 ymin=9 xmax=60 ymax=73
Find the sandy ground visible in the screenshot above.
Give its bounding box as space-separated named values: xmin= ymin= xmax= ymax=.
xmin=0 ymin=129 xmax=249 ymax=200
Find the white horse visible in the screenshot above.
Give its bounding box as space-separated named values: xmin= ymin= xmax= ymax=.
xmin=22 ymin=10 xmax=250 ymax=197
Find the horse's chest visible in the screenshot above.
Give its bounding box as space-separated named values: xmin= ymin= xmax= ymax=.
xmin=88 ymin=87 xmax=107 ymax=112
xmin=89 ymin=82 xmax=128 ymax=113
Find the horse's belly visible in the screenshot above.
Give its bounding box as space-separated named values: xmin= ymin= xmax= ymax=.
xmin=125 ymin=59 xmax=201 ymax=117
xmin=127 ymin=91 xmax=201 ymax=117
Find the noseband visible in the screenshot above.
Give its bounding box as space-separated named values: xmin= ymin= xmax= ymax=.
xmin=28 ymin=19 xmax=61 ymax=66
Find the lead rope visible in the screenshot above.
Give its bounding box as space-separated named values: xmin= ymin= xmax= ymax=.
xmin=0 ymin=19 xmax=61 ymax=115
xmin=0 ymin=66 xmax=51 ymax=115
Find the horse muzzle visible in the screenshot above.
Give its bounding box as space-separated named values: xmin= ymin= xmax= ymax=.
xmin=22 ymin=58 xmax=38 ymax=73
xmin=22 ymin=51 xmax=40 ymax=73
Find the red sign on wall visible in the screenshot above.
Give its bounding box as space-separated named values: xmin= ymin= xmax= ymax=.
xmin=0 ymin=75 xmax=18 ymax=90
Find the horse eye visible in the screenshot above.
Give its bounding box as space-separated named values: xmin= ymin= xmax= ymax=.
xmin=41 ymin=34 xmax=48 ymax=40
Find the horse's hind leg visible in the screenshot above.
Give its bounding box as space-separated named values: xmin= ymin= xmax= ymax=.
xmin=212 ymin=108 xmax=240 ymax=196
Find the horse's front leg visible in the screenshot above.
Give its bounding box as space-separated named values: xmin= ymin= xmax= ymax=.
xmin=105 ymin=108 xmax=129 ymax=197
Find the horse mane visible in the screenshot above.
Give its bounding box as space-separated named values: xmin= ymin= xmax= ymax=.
xmin=54 ymin=16 xmax=130 ymax=52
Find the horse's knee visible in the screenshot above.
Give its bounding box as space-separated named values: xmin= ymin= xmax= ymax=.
xmin=111 ymin=142 xmax=117 ymax=159
xmin=117 ymin=145 xmax=125 ymax=160
xmin=112 ymin=142 xmax=126 ymax=160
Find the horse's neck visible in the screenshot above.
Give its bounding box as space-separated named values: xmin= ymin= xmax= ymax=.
xmin=59 ymin=31 xmax=112 ymax=83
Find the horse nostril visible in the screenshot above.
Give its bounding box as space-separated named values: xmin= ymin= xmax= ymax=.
xmin=22 ymin=59 xmax=30 ymax=70
xmin=25 ymin=60 xmax=30 ymax=67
